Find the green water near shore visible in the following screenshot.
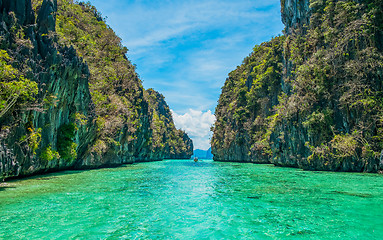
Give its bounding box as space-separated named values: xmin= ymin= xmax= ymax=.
xmin=0 ymin=160 xmax=382 ymax=239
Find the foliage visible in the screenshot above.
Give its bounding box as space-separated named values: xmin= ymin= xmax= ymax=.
xmin=40 ymin=145 xmax=60 ymax=162
xmin=57 ymin=123 xmax=77 ymax=161
xmin=145 ymin=89 xmax=193 ymax=158
xmin=0 ymin=50 xmax=38 ymax=118
xmin=50 ymin=0 xmax=192 ymax=159
xmin=31 ymin=0 xmax=44 ymax=12
xmin=74 ymin=112 xmax=87 ymax=126
xmin=19 ymin=127 xmax=42 ymax=155
xmin=331 ymin=134 xmax=358 ymax=159
xmin=213 ymin=0 xmax=383 ymax=171
xmin=212 ymin=36 xmax=285 ymax=160
xmin=48 ymin=0 xmax=143 ymax=152
xmin=277 ymin=0 xmax=383 ymax=166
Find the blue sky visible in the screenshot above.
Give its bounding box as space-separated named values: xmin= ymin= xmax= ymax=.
xmin=88 ymin=0 xmax=284 ymax=150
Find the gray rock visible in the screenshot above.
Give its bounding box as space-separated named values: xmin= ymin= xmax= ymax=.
xmin=281 ymin=0 xmax=310 ymax=34
xmin=1 ymin=0 xmax=34 ymax=25
xmin=0 ymin=0 xmax=194 ymax=180
xmin=37 ymin=0 xmax=57 ymax=34
xmin=0 ymin=0 xmax=95 ymax=179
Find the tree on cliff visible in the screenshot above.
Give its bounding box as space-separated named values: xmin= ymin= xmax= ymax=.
xmin=212 ymin=0 xmax=383 ymax=172
xmin=0 ymin=50 xmax=38 ymax=119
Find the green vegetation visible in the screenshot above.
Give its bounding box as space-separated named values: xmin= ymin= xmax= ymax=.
xmin=0 ymin=0 xmax=192 ymax=180
xmin=36 ymin=0 xmax=192 ymax=160
xmin=0 ymin=50 xmax=38 ymax=119
xmin=19 ymin=127 xmax=42 ymax=155
xmin=51 ymin=0 xmax=144 ymax=156
xmin=40 ymin=145 xmax=60 ymax=162
xmin=213 ymin=0 xmax=383 ymax=172
xmin=279 ymin=0 xmax=383 ymax=170
xmin=146 ymin=89 xmax=193 ymax=158
xmin=57 ymin=123 xmax=77 ymax=161
xmin=212 ymin=36 xmax=285 ymax=161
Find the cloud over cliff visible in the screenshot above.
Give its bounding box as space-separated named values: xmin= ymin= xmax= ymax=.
xmin=171 ymin=109 xmax=216 ymax=150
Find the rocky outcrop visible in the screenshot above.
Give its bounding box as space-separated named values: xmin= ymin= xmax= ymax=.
xmin=281 ymin=0 xmax=310 ymax=34
xmin=212 ymin=0 xmax=383 ymax=173
xmin=0 ymin=0 xmax=96 ymax=179
xmin=212 ymin=141 xmax=255 ymax=163
xmin=179 ymin=132 xmax=193 ymax=159
xmin=0 ymin=0 xmax=193 ymax=180
xmin=212 ymin=37 xmax=285 ymax=165
xmin=36 ymin=0 xmax=56 ymax=33
xmin=145 ymin=89 xmax=193 ymax=160
xmin=54 ymin=1 xmax=194 ymax=166
xmin=0 ymin=0 xmax=35 ymax=25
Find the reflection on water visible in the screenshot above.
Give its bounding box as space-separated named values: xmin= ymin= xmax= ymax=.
xmin=0 ymin=160 xmax=382 ymax=239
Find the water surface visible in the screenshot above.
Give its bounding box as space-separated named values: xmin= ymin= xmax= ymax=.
xmin=0 ymin=160 xmax=382 ymax=239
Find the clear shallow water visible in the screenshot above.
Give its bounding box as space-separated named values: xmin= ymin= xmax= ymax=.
xmin=0 ymin=160 xmax=382 ymax=239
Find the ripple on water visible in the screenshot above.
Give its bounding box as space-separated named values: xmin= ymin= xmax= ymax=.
xmin=0 ymin=160 xmax=383 ymax=239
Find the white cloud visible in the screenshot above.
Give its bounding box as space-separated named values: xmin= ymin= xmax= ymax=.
xmin=88 ymin=0 xmax=284 ymax=126
xmin=171 ymin=109 xmax=216 ymax=150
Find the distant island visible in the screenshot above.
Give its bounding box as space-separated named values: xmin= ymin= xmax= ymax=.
xmin=193 ymin=148 xmax=213 ymax=159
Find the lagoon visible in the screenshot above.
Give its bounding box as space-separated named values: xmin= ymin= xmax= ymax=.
xmin=0 ymin=160 xmax=382 ymax=239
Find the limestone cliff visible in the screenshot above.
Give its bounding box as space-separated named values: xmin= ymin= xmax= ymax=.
xmin=212 ymin=0 xmax=383 ymax=173
xmin=146 ymin=89 xmax=193 ymax=159
xmin=212 ymin=37 xmax=285 ymax=164
xmin=281 ymin=0 xmax=310 ymax=34
xmin=0 ymin=0 xmax=193 ymax=180
xmin=52 ymin=0 xmax=193 ymax=165
xmin=0 ymin=0 xmax=96 ymax=179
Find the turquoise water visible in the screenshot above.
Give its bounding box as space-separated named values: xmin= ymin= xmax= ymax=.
xmin=0 ymin=160 xmax=382 ymax=239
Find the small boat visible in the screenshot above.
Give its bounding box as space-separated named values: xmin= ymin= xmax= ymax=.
xmin=194 ymin=157 xmax=198 ymax=162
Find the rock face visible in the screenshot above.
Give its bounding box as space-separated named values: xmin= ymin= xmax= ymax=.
xmin=281 ymin=0 xmax=310 ymax=34
xmin=212 ymin=0 xmax=383 ymax=173
xmin=52 ymin=1 xmax=194 ymax=166
xmin=36 ymin=0 xmax=56 ymax=33
xmin=0 ymin=0 xmax=96 ymax=179
xmin=0 ymin=0 xmax=193 ymax=180
xmin=0 ymin=0 xmax=35 ymax=25
xmin=212 ymin=37 xmax=285 ymax=164
xmin=206 ymin=148 xmax=213 ymax=159
xmin=145 ymin=89 xmax=193 ymax=159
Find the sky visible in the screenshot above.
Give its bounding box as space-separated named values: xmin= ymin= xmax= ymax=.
xmin=88 ymin=0 xmax=284 ymax=150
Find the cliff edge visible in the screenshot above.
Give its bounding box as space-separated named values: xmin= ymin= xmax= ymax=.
xmin=0 ymin=0 xmax=193 ymax=180
xmin=212 ymin=0 xmax=383 ymax=173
